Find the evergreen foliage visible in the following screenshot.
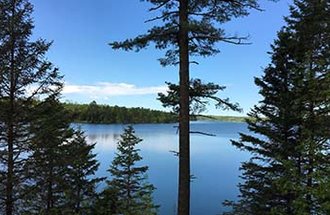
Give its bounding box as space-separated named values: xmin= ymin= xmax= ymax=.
xmin=158 ymin=78 xmax=241 ymax=116
xmin=110 ymin=0 xmax=261 ymax=66
xmin=63 ymin=101 xmax=177 ymax=124
xmin=92 ymin=187 xmax=119 ymax=215
xmin=100 ymin=126 xmax=158 ymax=215
xmin=61 ymin=129 xmax=105 ymax=214
xmin=0 ymin=0 xmax=62 ymax=214
xmin=22 ymin=96 xmax=73 ymax=214
xmin=225 ymin=0 xmax=330 ymax=214
xmin=22 ymin=96 xmax=103 ymax=215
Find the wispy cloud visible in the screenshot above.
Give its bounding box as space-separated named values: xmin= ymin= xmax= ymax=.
xmin=62 ymin=82 xmax=167 ymax=97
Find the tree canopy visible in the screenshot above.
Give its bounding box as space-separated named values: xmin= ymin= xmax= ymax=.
xmin=225 ymin=0 xmax=330 ymax=214
xmin=0 ymin=0 xmax=61 ymax=214
xmin=97 ymin=126 xmax=158 ymax=215
xmin=64 ymin=101 xmax=177 ymax=124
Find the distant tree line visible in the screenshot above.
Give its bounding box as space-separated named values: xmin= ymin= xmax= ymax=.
xmin=63 ymin=101 xmax=178 ymax=124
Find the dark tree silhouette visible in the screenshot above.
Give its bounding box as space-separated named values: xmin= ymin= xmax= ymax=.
xmin=102 ymin=126 xmax=158 ymax=215
xmin=22 ymin=97 xmax=103 ymax=215
xmin=0 ymin=0 xmax=62 ymax=214
xmin=225 ymin=0 xmax=330 ymax=214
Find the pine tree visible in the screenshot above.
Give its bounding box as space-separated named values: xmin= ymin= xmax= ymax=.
xmin=110 ymin=1 xmax=265 ymax=213
xmin=0 ymin=0 xmax=62 ymax=214
xmin=22 ymin=96 xmax=74 ymax=214
xmin=62 ymin=129 xmax=105 ymax=215
xmin=92 ymin=187 xmax=120 ymax=215
xmin=103 ymin=126 xmax=158 ymax=215
xmin=22 ymin=97 xmax=103 ymax=215
xmin=225 ymin=0 xmax=330 ymax=214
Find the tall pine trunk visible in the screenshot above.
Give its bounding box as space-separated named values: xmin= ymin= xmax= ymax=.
xmin=178 ymin=0 xmax=190 ymax=214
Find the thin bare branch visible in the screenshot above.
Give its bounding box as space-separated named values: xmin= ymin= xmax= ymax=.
xmin=190 ymin=174 xmax=197 ymax=182
xmin=145 ymin=11 xmax=178 ymax=23
xmin=190 ymin=34 xmax=251 ymax=45
xmin=190 ymin=131 xmax=216 ymax=136
xmin=149 ymin=0 xmax=171 ymax=11
xmin=169 ymin=150 xmax=180 ymax=156
xmin=189 ymin=61 xmax=199 ymax=65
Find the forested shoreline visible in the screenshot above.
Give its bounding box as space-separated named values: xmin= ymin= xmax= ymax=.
xmin=63 ymin=101 xmax=250 ymax=124
xmin=63 ymin=101 xmax=178 ymax=124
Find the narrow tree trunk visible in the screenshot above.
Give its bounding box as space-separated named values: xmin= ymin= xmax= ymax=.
xmin=6 ymin=125 xmax=14 ymax=215
xmin=76 ymin=187 xmax=81 ymax=214
xmin=306 ymin=101 xmax=315 ymax=213
xmin=6 ymin=88 xmax=14 ymax=215
xmin=178 ymin=0 xmax=190 ymax=214
xmin=47 ymin=164 xmax=54 ymax=212
xmin=305 ymin=52 xmax=316 ymax=214
xmin=6 ymin=2 xmax=16 ymax=213
xmin=306 ymin=159 xmax=313 ymax=213
xmin=6 ymin=54 xmax=15 ymax=215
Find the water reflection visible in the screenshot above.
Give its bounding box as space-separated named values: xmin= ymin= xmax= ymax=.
xmin=76 ymin=122 xmax=250 ymax=215
xmin=87 ymin=133 xmax=119 ymax=151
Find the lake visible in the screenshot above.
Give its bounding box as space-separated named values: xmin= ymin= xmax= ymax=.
xmin=76 ymin=121 xmax=250 ymax=215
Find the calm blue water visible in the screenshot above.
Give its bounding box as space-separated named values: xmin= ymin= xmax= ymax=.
xmin=76 ymin=121 xmax=250 ymax=215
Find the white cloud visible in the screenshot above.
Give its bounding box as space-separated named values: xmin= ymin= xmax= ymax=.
xmin=62 ymin=82 xmax=167 ymax=97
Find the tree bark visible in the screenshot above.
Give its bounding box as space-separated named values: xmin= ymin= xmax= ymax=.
xmin=178 ymin=0 xmax=190 ymax=214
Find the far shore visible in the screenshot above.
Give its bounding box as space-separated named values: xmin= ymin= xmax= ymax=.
xmin=196 ymin=115 xmax=249 ymax=123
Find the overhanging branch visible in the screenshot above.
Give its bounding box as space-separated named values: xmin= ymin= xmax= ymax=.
xmin=190 ymin=131 xmax=216 ymax=136
xmin=149 ymin=0 xmax=171 ymax=12
xmin=145 ymin=11 xmax=178 ymax=23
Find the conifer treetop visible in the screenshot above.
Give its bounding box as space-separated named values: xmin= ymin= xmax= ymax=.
xmin=110 ymin=0 xmax=264 ymax=66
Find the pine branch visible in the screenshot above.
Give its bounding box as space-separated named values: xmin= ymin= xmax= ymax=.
xmin=189 ymin=61 xmax=199 ymax=65
xmin=145 ymin=11 xmax=178 ymax=23
xmin=190 ymin=34 xmax=251 ymax=45
xmin=148 ymin=0 xmax=172 ymax=12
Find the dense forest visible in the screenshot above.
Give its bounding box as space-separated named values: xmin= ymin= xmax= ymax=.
xmin=63 ymin=101 xmax=177 ymax=124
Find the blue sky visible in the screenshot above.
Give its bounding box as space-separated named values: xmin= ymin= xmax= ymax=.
xmin=30 ymin=0 xmax=292 ymax=116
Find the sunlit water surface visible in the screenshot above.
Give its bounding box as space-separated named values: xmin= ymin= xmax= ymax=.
xmin=76 ymin=121 xmax=250 ymax=215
